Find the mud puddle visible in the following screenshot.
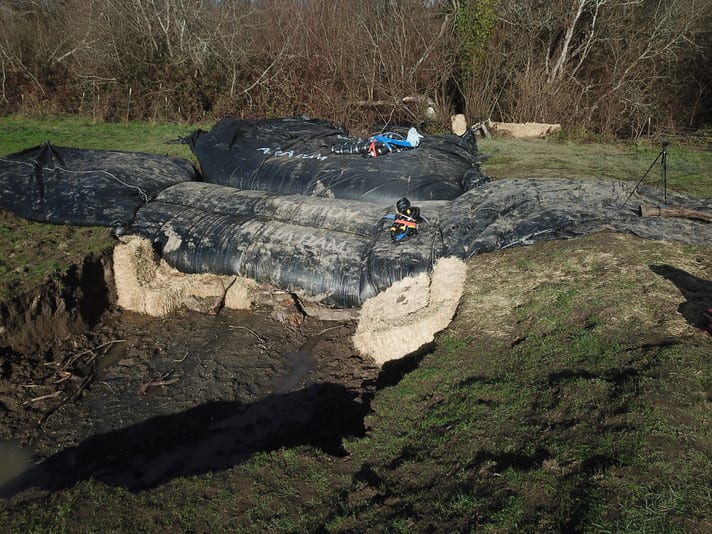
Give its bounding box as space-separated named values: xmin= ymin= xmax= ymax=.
xmin=0 ymin=304 xmax=383 ymax=496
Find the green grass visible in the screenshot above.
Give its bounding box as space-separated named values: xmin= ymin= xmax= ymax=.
xmin=0 ymin=115 xmax=204 ymax=299
xmin=0 ymin=114 xmax=200 ymax=159
xmin=335 ymin=235 xmax=712 ymax=532
xmin=0 ymin=211 xmax=115 ymax=299
xmin=1 ymin=117 xmax=711 ymax=532
xmin=478 ymin=136 xmax=712 ymax=198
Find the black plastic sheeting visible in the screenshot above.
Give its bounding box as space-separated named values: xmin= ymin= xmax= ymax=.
xmin=1 ymin=123 xmax=711 ymax=309
xmin=130 ymin=182 xmax=447 ymax=307
xmin=129 ymin=179 xmax=712 ymax=308
xmin=440 ymin=179 xmax=712 ymax=258
xmin=185 ymin=116 xmax=486 ymax=203
xmin=0 ymin=143 xmax=196 ymax=227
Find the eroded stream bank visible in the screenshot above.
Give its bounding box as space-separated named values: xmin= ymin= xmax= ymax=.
xmin=0 ymin=251 xmax=407 ymax=496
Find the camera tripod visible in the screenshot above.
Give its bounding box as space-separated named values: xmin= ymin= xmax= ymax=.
xmin=621 ymin=140 xmax=669 ymax=209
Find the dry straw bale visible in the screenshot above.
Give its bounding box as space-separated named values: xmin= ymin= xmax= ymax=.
xmin=353 ymin=256 xmax=467 ymax=365
xmin=113 ymin=235 xmax=256 ymax=316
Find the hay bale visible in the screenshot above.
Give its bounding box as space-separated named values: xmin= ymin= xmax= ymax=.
xmin=451 ymin=114 xmax=468 ymax=136
xmin=114 ymin=236 xmax=466 ymax=358
xmin=353 ymin=256 xmax=466 ymax=365
xmin=113 ymin=235 xmax=256 ymax=316
xmin=489 ymin=121 xmax=562 ymax=138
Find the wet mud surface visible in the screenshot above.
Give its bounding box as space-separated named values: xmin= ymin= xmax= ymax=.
xmin=0 ymin=303 xmax=385 ymax=495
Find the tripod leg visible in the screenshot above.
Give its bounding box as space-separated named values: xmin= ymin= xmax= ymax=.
xmin=661 ymin=149 xmax=667 ymax=205
xmin=621 ymin=150 xmax=663 ymax=209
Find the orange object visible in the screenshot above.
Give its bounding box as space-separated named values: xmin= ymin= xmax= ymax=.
xmin=394 ymin=217 xmax=417 ymax=228
xmin=368 ymin=141 xmax=378 ymax=158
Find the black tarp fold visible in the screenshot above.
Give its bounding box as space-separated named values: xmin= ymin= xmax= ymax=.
xmin=0 ymin=143 xmax=196 ymax=227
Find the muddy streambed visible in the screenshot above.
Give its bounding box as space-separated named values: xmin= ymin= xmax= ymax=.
xmin=0 ymin=267 xmax=393 ymax=497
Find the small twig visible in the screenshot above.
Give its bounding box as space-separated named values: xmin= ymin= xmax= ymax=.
xmin=315 ymin=325 xmax=349 ymax=338
xmin=99 ymin=380 xmax=116 ymax=394
xmin=53 ymin=371 xmax=77 ymax=384
xmin=228 ymin=325 xmax=265 ymax=343
xmin=151 ymin=378 xmax=180 ymax=388
xmin=64 ymin=339 xmax=127 ymax=368
xmin=26 ymin=391 xmax=62 ymax=404
xmin=138 ymin=374 xmax=180 ymax=396
xmin=69 ymin=373 xmax=96 ymax=403
xmin=213 ymin=276 xmax=238 ymax=316
xmin=172 ymin=352 xmax=190 ymax=363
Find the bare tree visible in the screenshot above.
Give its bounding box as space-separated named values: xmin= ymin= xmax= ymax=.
xmin=459 ymin=0 xmax=712 ymax=134
xmin=1 ymin=0 xmax=709 ymax=133
xmin=546 ymin=0 xmax=606 ymax=83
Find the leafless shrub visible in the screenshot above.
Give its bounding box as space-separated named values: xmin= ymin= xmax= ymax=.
xmin=461 ymin=0 xmax=712 ymax=136
xmin=0 ymin=0 xmax=709 ymax=135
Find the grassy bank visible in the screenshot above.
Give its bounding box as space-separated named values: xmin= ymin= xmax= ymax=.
xmin=478 ymin=136 xmax=712 ymax=199
xmin=4 ymin=234 xmax=710 ymax=533
xmin=338 ymin=234 xmax=712 ymax=532
xmin=1 ymin=117 xmax=711 ymax=532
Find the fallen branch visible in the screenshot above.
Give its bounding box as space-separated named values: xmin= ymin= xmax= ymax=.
xmin=213 ymin=276 xmax=238 ymax=316
xmin=472 ymin=121 xmax=491 ymax=139
xmin=172 ymin=352 xmax=190 ymax=363
xmin=37 ymin=368 xmax=99 ymax=425
xmin=228 ymin=325 xmax=265 ymax=343
xmin=354 ymin=95 xmax=435 ymax=108
xmin=69 ymin=373 xmax=97 ymax=403
xmin=639 ymin=205 xmax=712 ymax=223
xmin=53 ymin=370 xmax=78 ymax=384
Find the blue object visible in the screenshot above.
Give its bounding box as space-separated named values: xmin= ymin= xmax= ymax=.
xmin=371 ymin=134 xmax=414 ymax=150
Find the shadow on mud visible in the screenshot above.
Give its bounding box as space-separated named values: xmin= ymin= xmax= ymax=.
xmin=2 ymin=382 xmax=368 ymax=496
xmin=1 ymin=340 xmax=438 ymax=498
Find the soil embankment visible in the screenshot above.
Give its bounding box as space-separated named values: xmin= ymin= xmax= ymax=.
xmin=0 ymin=251 xmax=388 ymax=496
xmin=1 ymin=251 xmax=114 ymax=352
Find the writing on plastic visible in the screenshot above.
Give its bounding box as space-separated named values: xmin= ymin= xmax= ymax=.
xmin=257 ymin=147 xmax=328 ymax=161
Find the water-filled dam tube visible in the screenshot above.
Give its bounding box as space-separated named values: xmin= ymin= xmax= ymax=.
xmin=127 ymin=179 xmax=712 ymax=308
xmin=129 ymin=182 xmax=446 ymax=308
xmin=0 ymin=143 xmax=196 ymax=227
xmin=185 ymin=116 xmax=487 ymax=203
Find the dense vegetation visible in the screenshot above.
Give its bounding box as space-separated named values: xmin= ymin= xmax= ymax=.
xmin=2 ymin=0 xmax=711 ymax=137
xmin=1 ymin=119 xmax=711 ymax=533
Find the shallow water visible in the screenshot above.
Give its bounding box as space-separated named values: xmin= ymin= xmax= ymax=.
xmin=0 ymin=440 xmax=33 ymax=495
xmin=96 ymin=339 xmax=128 ymax=374
xmin=272 ymin=350 xmax=313 ymax=393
